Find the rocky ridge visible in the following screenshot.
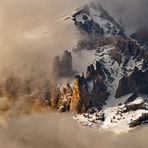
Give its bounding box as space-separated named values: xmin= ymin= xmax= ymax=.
xmin=50 ymin=2 xmax=148 ymax=132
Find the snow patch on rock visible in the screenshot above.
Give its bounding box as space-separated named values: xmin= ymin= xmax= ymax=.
xmin=74 ymin=96 xmax=148 ymax=134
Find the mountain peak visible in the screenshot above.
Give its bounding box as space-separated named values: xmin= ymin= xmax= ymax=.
xmin=72 ymin=2 xmax=124 ymax=37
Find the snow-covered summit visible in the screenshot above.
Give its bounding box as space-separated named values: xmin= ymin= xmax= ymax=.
xmin=72 ymin=2 xmax=124 ymax=37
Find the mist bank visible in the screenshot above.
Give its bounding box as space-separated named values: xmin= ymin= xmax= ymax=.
xmin=0 ymin=113 xmax=147 ymax=148
xmin=0 ymin=0 xmax=88 ymax=78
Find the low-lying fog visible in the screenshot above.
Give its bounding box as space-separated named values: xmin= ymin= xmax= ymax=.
xmin=0 ymin=113 xmax=147 ymax=148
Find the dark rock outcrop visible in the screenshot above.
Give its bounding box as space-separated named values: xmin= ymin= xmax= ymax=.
xmin=52 ymin=50 xmax=75 ymax=77
xmin=122 ymin=99 xmax=148 ymax=113
xmin=116 ymin=67 xmax=148 ymax=98
xmin=116 ymin=37 xmax=140 ymax=58
xmin=131 ymin=27 xmax=148 ymax=47
xmin=69 ymin=62 xmax=109 ymax=113
xmin=125 ymin=93 xmax=139 ymax=104
xmin=129 ymin=113 xmax=148 ymax=128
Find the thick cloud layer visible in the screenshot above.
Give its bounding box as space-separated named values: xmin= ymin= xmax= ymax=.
xmin=0 ymin=113 xmax=148 ymax=148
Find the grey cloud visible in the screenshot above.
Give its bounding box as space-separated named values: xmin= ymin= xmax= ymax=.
xmin=93 ymin=0 xmax=148 ymax=33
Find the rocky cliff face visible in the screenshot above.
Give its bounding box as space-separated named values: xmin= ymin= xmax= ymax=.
xmin=69 ymin=79 xmax=82 ymax=113
xmin=116 ymin=67 xmax=148 ymax=98
xmin=50 ymin=2 xmax=148 ymax=114
xmin=51 ymin=61 xmax=109 ymax=113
